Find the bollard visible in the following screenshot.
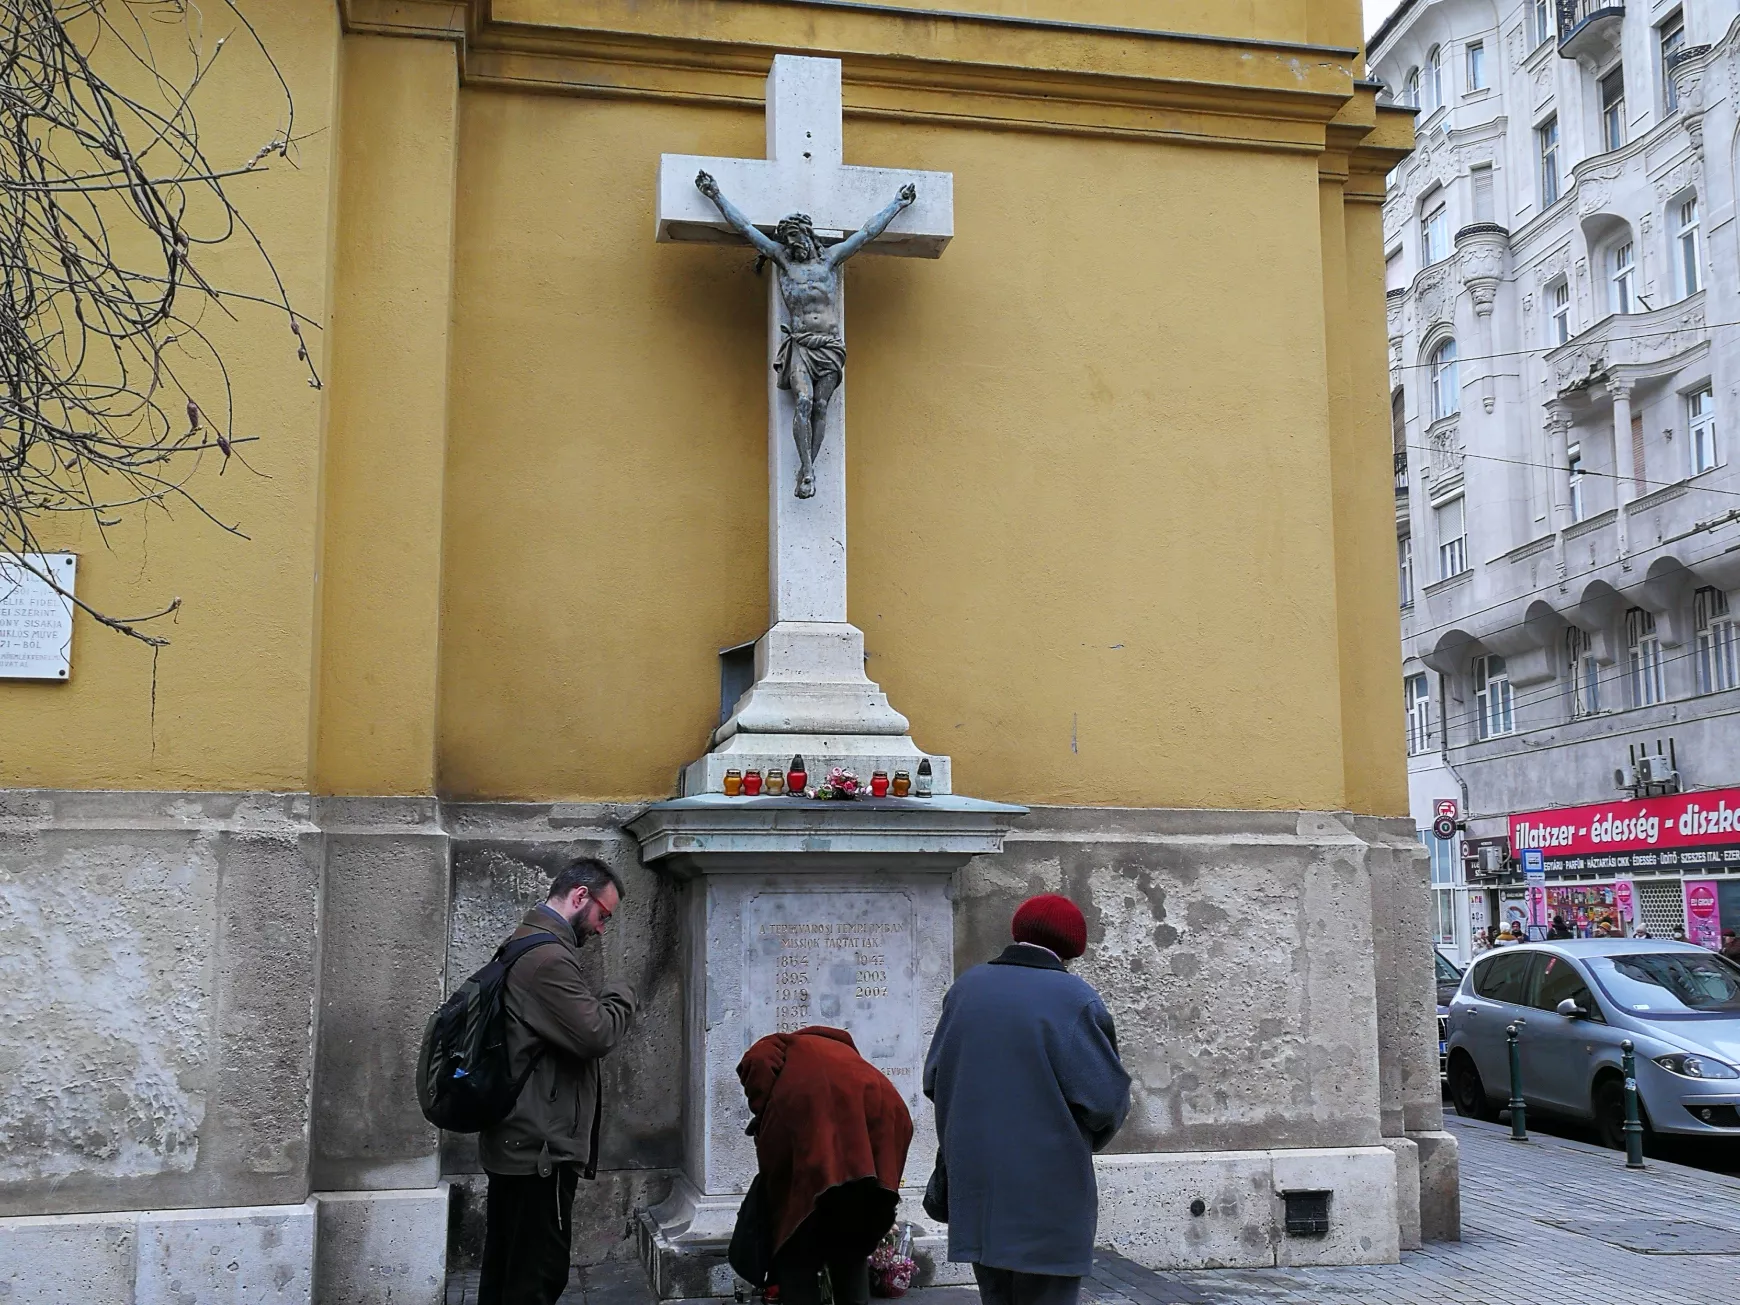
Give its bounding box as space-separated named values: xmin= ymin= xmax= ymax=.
xmin=1507 ymin=1023 xmax=1527 ymax=1140
xmin=1621 ymin=1040 xmax=1645 ymax=1168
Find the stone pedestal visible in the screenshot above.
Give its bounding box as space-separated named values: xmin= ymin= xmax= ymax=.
xmin=625 ymin=794 xmax=1023 ymax=1298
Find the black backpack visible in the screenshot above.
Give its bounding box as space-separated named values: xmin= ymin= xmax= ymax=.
xmin=417 ymin=934 xmax=560 ymax=1133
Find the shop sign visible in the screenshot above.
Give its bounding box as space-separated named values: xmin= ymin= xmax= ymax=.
xmin=1508 ymin=787 xmax=1740 ymax=873
xmin=1686 ymin=880 xmax=1722 ymax=950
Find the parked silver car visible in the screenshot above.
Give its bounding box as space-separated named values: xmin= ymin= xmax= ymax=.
xmin=1445 ymin=940 xmax=1740 ymax=1147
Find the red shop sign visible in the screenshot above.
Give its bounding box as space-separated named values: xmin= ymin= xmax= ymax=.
xmin=1510 ymin=787 xmax=1740 ymax=862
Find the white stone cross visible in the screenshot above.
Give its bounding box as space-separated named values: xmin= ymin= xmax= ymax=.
xmin=656 ymin=55 xmax=954 ymax=630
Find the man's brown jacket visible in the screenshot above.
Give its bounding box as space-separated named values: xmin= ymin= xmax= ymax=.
xmin=479 ymin=904 xmax=637 ymax=1176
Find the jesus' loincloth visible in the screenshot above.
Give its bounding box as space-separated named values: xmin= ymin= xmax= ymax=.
xmin=774 ymin=326 xmax=846 ymax=393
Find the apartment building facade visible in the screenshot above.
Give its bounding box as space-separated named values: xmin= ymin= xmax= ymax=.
xmin=1374 ymin=0 xmax=1740 ymax=961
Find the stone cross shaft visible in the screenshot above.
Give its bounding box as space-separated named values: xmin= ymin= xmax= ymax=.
xmin=656 ymin=55 xmax=953 ymax=625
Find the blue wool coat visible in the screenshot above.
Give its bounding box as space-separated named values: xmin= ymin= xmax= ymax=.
xmin=922 ymin=945 xmax=1132 ymax=1276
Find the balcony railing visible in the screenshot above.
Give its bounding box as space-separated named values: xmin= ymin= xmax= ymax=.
xmin=1558 ymin=0 xmax=1623 ymax=61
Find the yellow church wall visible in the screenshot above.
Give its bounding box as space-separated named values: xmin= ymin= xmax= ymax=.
xmin=0 ymin=0 xmax=342 ymax=792
xmin=313 ymin=36 xmax=461 ymax=796
xmin=437 ymin=88 xmax=1356 ymax=810
xmin=0 ymin=0 xmax=1406 ymax=816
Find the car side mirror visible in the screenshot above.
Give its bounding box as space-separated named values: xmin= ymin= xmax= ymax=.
xmin=1555 ymin=998 xmax=1586 ymax=1019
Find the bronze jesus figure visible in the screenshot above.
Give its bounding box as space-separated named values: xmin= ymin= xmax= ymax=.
xmin=696 ymin=170 xmax=917 ymax=499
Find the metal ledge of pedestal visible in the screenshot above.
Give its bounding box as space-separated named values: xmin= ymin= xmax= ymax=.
xmin=624 ymin=793 xmax=1027 ymax=876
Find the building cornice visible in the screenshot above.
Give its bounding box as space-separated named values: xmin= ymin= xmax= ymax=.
xmin=339 ymin=0 xmax=1404 ymax=157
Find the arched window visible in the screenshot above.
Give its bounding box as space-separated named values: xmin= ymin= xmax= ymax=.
xmin=1429 ymin=339 xmax=1459 ymax=420
xmin=1425 ymin=46 xmax=1444 ymax=112
xmin=1403 ymin=68 xmax=1421 ymax=109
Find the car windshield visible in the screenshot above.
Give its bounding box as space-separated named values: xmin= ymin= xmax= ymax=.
xmin=1586 ymin=952 xmax=1740 ymax=1018
xmin=1435 ymin=952 xmax=1462 ymax=984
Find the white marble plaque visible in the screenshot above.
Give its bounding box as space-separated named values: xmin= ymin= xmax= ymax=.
xmin=743 ymin=890 xmax=919 ymax=1093
xmin=0 ymin=553 xmax=75 ymax=680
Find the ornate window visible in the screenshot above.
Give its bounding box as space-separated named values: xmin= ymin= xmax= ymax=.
xmin=1474 ymin=654 xmax=1514 ymax=739
xmin=1675 ymin=197 xmax=1701 ymax=299
xmin=1466 ymin=41 xmax=1486 ymax=92
xmin=1421 ymin=198 xmax=1449 ymax=264
xmin=1695 ymin=588 xmax=1738 ymax=694
xmin=1550 ymin=279 xmax=1571 ymax=345
xmin=1436 ymin=495 xmax=1467 ymax=579
xmin=1406 ymin=673 xmax=1432 ymax=753
xmin=1538 ymin=117 xmax=1560 ymax=207
xmin=1403 ymin=68 xmax=1421 ymax=109
xmin=1660 ymin=14 xmax=1686 ymax=114
xmin=1601 ymin=66 xmax=1626 ymax=151
xmin=1399 ymin=535 xmax=1414 ymax=609
xmin=1429 ymin=338 xmax=1459 ymax=420
xmin=1627 ymin=608 xmax=1665 ymax=706
xmin=1567 ymin=626 xmax=1601 ymax=717
xmin=1689 ymin=386 xmax=1717 ymax=475
xmin=1531 ymin=0 xmax=1552 ymax=47
xmin=1425 ymin=46 xmax=1444 ymax=113
xmin=1568 ymin=443 xmax=1586 ymax=521
xmin=1610 ymin=240 xmax=1635 ymax=315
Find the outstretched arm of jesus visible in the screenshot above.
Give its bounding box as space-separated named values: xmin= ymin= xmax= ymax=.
xmin=827 ymin=183 xmax=917 ymax=265
xmin=695 ymin=170 xmax=783 ymax=261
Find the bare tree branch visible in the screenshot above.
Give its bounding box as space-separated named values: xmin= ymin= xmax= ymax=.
xmin=1 ymin=0 xmax=311 ymax=647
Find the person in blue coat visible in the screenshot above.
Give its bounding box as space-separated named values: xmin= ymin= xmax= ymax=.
xmin=922 ymin=894 xmax=1131 ymax=1305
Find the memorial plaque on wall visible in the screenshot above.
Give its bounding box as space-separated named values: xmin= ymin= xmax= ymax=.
xmin=743 ymin=889 xmax=919 ymax=1093
xmin=0 ymin=553 xmax=75 ymax=680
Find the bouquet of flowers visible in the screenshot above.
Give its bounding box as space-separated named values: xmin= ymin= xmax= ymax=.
xmin=806 ymin=766 xmax=861 ymax=800
xmin=869 ymin=1224 xmax=916 ymax=1298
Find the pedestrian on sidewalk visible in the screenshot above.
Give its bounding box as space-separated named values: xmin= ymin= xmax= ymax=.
xmin=922 ymin=894 xmax=1132 ymax=1305
xmin=1547 ymin=915 xmax=1572 ymax=940
xmin=732 ymin=1027 xmax=913 ymax=1305
xmin=1721 ymin=929 xmax=1740 ymax=962
xmin=478 ymin=858 xmax=638 ymax=1305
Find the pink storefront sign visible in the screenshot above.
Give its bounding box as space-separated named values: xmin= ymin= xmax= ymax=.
xmin=1613 ymin=879 xmax=1634 ymax=922
xmin=1685 ymin=880 xmax=1722 ymax=950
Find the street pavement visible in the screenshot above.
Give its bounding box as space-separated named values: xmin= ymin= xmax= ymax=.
xmin=447 ymin=1115 xmax=1740 ymax=1305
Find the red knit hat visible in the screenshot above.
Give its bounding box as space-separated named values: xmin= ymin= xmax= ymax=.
xmin=1011 ymin=894 xmax=1087 ymax=960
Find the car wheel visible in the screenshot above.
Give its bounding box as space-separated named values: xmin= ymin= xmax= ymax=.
xmin=1449 ymin=1053 xmax=1493 ymax=1120
xmin=1593 ymin=1076 xmax=1651 ymax=1151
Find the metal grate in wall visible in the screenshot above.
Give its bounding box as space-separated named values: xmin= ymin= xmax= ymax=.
xmin=1635 ymin=879 xmax=1684 ymax=937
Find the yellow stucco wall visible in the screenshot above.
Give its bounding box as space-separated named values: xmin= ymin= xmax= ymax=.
xmin=0 ymin=0 xmax=1407 ymax=814
xmin=0 ymin=1 xmax=341 ymax=792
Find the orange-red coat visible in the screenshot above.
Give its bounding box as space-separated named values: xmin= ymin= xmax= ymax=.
xmin=737 ymin=1026 xmax=914 ymax=1256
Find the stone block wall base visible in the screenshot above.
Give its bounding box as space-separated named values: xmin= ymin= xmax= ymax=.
xmin=1409 ymin=1129 xmax=1462 ymax=1242
xmin=1095 ymin=1146 xmax=1401 ymax=1270
xmin=0 ymin=1190 xmax=452 ymax=1305
xmin=1381 ymin=1137 xmax=1422 ymax=1251
xmin=314 ymin=1186 xmax=449 ymax=1305
xmin=0 ymin=1200 xmax=316 ymax=1305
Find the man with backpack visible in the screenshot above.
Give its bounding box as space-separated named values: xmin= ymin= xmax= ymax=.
xmin=478 ymin=858 xmax=638 ymax=1305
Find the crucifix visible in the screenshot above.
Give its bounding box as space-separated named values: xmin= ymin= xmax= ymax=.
xmin=656 ymin=55 xmax=955 ymax=757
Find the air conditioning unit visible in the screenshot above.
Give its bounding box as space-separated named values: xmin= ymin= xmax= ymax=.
xmin=1477 ymin=844 xmax=1506 ymax=874
xmin=1615 ymin=765 xmax=1639 ymax=790
xmin=1640 ymin=754 xmax=1678 ymax=786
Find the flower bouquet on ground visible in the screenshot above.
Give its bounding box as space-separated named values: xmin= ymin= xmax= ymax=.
xmin=869 ymin=1224 xmax=917 ymax=1298
xmin=806 ymin=766 xmax=861 ymax=800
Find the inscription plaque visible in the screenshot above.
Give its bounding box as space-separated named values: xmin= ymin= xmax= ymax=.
xmin=743 ymin=890 xmax=919 ymax=1094
xmin=0 ymin=553 xmax=75 ymax=680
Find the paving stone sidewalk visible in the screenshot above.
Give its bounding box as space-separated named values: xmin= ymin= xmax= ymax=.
xmin=448 ymin=1116 xmax=1740 ymax=1305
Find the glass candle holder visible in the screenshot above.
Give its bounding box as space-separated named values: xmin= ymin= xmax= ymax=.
xmin=870 ymin=770 xmax=890 ymax=798
xmin=892 ymin=770 xmax=911 ymax=797
xmin=723 ymin=769 xmax=743 ymax=797
xmin=743 ymin=769 xmax=763 ymax=796
xmin=765 ymin=771 xmax=785 ymax=796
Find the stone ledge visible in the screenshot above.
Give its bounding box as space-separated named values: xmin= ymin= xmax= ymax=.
xmin=1096 ymin=1146 xmax=1400 ymax=1270
xmin=0 ymin=1200 xmax=316 ymax=1304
